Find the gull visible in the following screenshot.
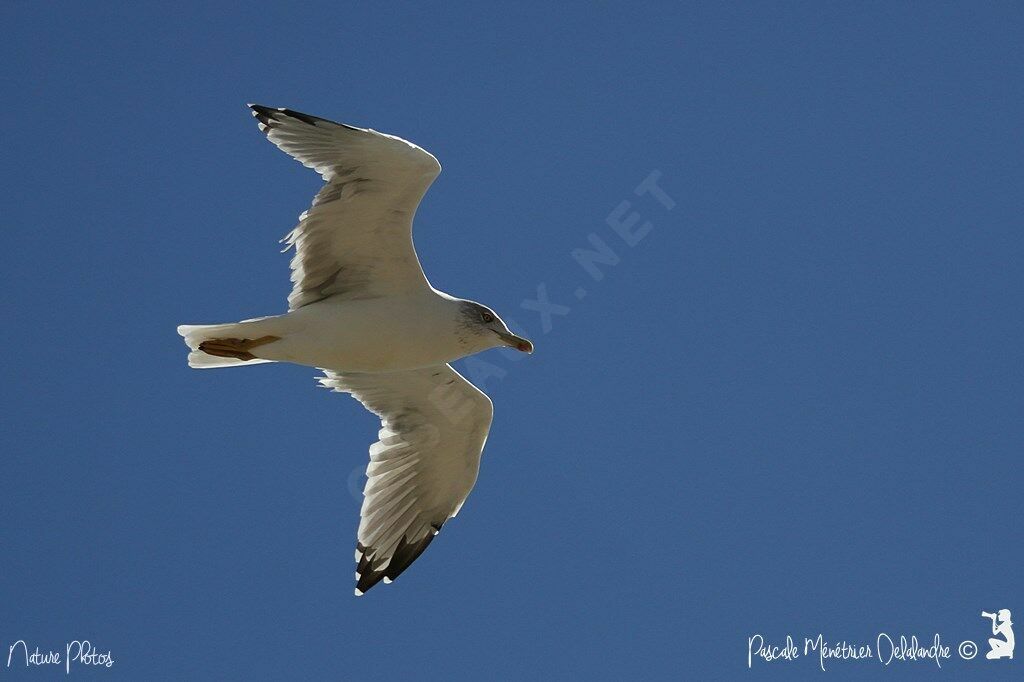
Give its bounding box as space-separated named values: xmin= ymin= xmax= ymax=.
xmin=177 ymin=105 xmax=533 ymax=596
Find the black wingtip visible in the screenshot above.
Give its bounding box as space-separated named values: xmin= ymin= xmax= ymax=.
xmin=247 ymin=103 xmax=327 ymax=130
xmin=280 ymin=108 xmax=324 ymax=126
xmin=248 ymin=103 xmax=324 ymax=124
xmin=353 ymin=533 xmax=438 ymax=596
xmin=248 ymin=103 xmax=277 ymax=129
xmin=247 ymin=103 xmax=362 ymax=133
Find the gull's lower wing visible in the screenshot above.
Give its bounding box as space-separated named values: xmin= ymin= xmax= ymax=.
xmin=320 ymin=364 xmax=494 ymax=595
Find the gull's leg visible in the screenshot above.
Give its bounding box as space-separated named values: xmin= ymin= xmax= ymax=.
xmin=198 ymin=335 xmax=281 ymax=362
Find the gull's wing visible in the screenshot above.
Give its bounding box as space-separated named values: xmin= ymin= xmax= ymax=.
xmin=249 ymin=105 xmax=442 ymax=309
xmin=320 ymin=364 xmax=494 ymax=595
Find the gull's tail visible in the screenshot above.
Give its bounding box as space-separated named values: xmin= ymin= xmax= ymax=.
xmin=176 ymin=318 xmax=279 ymax=369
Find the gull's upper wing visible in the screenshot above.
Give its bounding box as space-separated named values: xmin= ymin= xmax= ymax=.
xmin=320 ymin=364 xmax=494 ymax=595
xmin=250 ymin=105 xmax=442 ymax=309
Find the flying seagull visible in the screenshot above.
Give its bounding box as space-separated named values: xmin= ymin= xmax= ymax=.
xmin=177 ymin=105 xmax=533 ymax=596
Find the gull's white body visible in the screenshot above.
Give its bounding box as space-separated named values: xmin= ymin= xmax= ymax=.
xmin=177 ymin=105 xmax=531 ymax=596
xmin=182 ymin=290 xmax=479 ymax=372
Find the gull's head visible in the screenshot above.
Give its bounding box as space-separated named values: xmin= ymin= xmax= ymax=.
xmin=457 ymin=301 xmax=534 ymax=354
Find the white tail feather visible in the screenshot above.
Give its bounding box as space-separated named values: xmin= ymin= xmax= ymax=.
xmin=177 ymin=321 xmax=276 ymax=369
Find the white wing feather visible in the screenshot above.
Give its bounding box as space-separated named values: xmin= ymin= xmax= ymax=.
xmin=250 ymin=105 xmax=441 ymax=309
xmin=320 ymin=364 xmax=493 ymax=595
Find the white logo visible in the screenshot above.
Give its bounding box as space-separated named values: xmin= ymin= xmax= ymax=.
xmin=981 ymin=609 xmax=1014 ymax=660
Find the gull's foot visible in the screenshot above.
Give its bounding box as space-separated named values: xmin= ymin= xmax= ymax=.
xmin=198 ymin=335 xmax=280 ymax=362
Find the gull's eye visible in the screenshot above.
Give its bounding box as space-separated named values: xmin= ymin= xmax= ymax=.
xmin=481 ymin=312 xmax=494 ymax=324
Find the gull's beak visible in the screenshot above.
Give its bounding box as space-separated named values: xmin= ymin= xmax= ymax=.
xmin=497 ymin=331 xmax=534 ymax=354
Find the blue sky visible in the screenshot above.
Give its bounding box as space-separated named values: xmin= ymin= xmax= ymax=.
xmin=2 ymin=2 xmax=1021 ymax=680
